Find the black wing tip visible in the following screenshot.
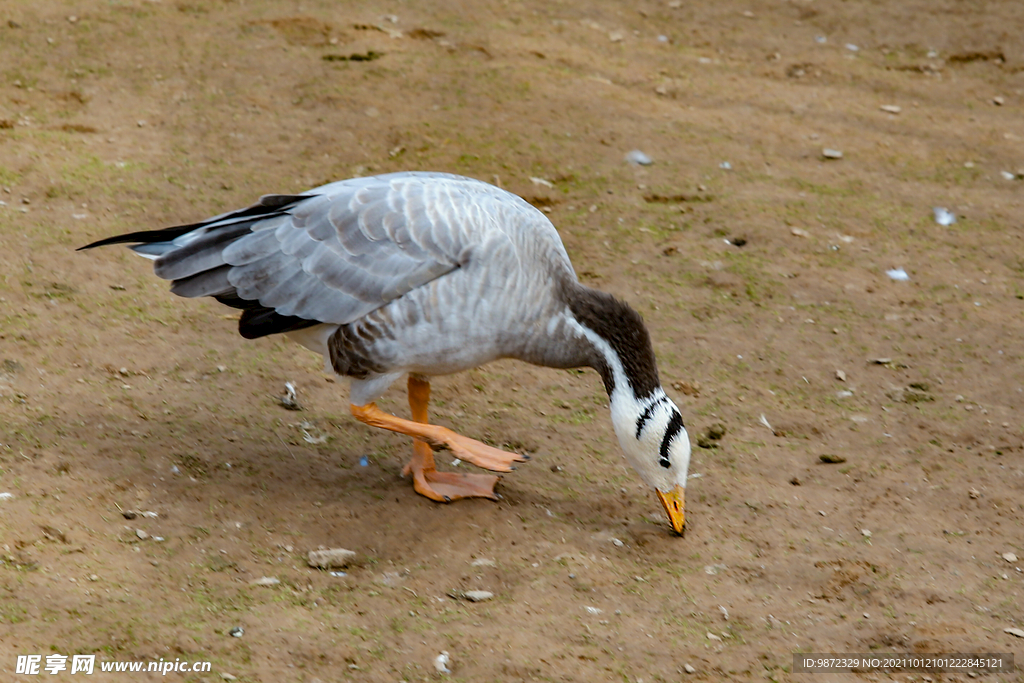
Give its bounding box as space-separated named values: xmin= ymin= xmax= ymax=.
xmin=77 ymin=234 xmax=136 ymax=251
xmin=77 ymin=194 xmax=315 ymax=253
xmin=77 ymin=228 xmax=193 ymax=252
xmin=238 ymin=307 xmax=320 ymax=339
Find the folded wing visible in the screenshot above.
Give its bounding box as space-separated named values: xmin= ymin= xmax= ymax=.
xmin=83 ymin=172 xmax=544 ymax=339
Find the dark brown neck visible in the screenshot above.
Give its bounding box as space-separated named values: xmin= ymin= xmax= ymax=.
xmin=562 ymin=281 xmax=661 ymax=400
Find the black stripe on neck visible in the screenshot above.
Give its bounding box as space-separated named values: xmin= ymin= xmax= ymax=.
xmin=563 ymin=281 xmax=661 ymax=399
xmin=659 ymin=410 xmax=685 ymax=468
xmin=635 ymin=396 xmax=669 ymax=440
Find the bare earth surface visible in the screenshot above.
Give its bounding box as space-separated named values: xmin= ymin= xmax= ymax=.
xmin=2 ymin=1 xmax=1024 ymax=681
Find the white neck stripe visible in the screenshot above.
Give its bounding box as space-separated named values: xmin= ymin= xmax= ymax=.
xmin=565 ymin=314 xmax=630 ymax=401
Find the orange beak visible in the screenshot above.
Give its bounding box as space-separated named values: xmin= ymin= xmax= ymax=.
xmin=656 ymin=486 xmax=686 ymax=535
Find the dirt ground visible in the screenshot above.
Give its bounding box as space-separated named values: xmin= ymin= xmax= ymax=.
xmin=2 ymin=0 xmax=1024 ymax=681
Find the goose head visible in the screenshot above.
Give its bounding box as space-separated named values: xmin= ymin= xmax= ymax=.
xmin=610 ymin=389 xmax=691 ymax=534
xmin=563 ymin=284 xmax=692 ymax=535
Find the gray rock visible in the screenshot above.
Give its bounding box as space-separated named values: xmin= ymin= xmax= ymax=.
xmin=308 ymin=547 xmax=357 ymax=569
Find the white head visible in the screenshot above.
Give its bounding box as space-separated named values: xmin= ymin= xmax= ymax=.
xmin=609 ymin=388 xmax=691 ymax=534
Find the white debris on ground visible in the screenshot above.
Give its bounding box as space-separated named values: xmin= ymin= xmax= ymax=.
xmin=932 ymin=207 xmax=956 ymax=226
xmin=625 ymin=149 xmax=653 ymax=166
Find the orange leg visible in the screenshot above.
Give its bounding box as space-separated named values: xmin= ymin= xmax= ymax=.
xmin=350 ymin=377 xmax=526 ymax=502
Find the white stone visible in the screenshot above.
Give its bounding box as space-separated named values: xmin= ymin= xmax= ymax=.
xmin=463 ymin=590 xmax=494 ymax=602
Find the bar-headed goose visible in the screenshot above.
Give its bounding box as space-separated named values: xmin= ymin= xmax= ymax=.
xmin=80 ymin=172 xmax=691 ymax=534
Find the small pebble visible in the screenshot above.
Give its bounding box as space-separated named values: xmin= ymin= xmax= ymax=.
xmin=229 ymin=627 xmax=244 ymax=637
xmin=611 ymin=538 xmax=624 ymax=547
xmin=308 ymin=547 xmax=357 ymax=569
xmin=879 ymin=104 xmax=902 ymax=114
xmin=1004 ymin=627 xmax=1024 ymax=638
xmin=250 ymin=576 xmax=280 ymax=586
xmin=993 ymin=96 xmax=1005 ymax=106
xmin=886 ymin=268 xmax=910 ymax=281
xmin=434 ymin=651 xmax=451 ymax=674
xmin=835 ymin=369 xmax=847 ymax=382
xmin=706 ymin=423 xmax=726 ymax=440
xmin=863 ymin=612 xmax=870 ymax=619
xmin=861 ymin=529 xmax=872 ymax=538
xmin=822 ymin=148 xmax=843 ymax=160
xmin=819 ymin=454 xmax=846 ymax=464
xmin=969 ymin=488 xmax=980 ymax=499
xmin=463 ymin=590 xmax=494 ymax=602
xmin=1003 ymin=552 xmax=1018 ymax=563
xmin=684 ymin=664 xmax=696 ymax=674
xmin=1000 ymin=171 xmax=1016 ymax=181
xmin=135 ymin=529 xmax=149 ymax=540
xmin=277 ymin=381 xmax=302 ymax=411
xmin=706 ymin=632 xmax=722 ymax=641
xmin=220 ymin=674 xmax=237 ymax=681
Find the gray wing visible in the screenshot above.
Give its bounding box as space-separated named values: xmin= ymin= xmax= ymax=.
xmin=151 ymin=172 xmax=565 ymax=331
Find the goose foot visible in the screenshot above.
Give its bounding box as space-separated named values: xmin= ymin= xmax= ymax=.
xmin=403 ymin=441 xmax=501 ymax=502
xmin=349 ymin=376 xmax=526 ymax=476
xmin=437 ymin=431 xmax=527 ymax=472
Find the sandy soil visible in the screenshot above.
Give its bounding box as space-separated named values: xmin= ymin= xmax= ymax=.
xmin=2 ymin=0 xmax=1024 ymax=681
